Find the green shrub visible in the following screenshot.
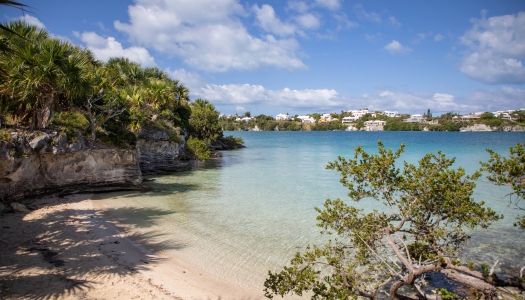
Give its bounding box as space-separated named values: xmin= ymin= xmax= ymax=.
xmin=51 ymin=111 xmax=89 ymax=135
xmin=0 ymin=129 xmax=12 ymax=142
xmin=222 ymin=135 xmax=244 ymax=148
xmin=186 ymin=136 xmax=210 ymax=160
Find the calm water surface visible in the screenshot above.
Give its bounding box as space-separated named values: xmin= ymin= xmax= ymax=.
xmin=97 ymin=132 xmax=525 ymax=293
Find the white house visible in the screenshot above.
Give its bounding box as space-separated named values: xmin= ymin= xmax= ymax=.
xmin=347 ymin=109 xmax=375 ymax=119
xmin=403 ymin=114 xmax=425 ymax=123
xmin=276 ymin=113 xmax=292 ymax=121
xmin=383 ymin=111 xmax=400 ymax=118
xmin=363 ymin=120 xmax=386 ymax=131
xmin=235 ymin=117 xmax=252 ymax=122
xmin=297 ymin=115 xmax=315 ymax=123
xmin=342 ymin=116 xmax=359 ymax=123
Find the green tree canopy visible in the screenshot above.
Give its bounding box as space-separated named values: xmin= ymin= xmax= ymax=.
xmin=189 ymin=99 xmax=222 ymax=145
xmin=264 ymin=141 xmax=514 ymax=299
xmin=481 ymin=143 xmax=525 ymax=229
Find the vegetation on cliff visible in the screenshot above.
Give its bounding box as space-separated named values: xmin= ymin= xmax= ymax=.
xmin=0 ymin=21 xmax=242 ymax=157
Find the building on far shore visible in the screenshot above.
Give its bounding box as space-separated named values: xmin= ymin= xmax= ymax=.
xmin=383 ymin=111 xmax=400 ymax=118
xmin=276 ymin=113 xmax=292 ymax=121
xmin=297 ymin=115 xmax=315 ymax=123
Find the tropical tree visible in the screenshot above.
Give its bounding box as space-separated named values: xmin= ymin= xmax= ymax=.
xmin=481 ymin=142 xmax=525 ymax=229
xmin=263 ymin=141 xmax=522 ymax=300
xmin=1 ymin=21 xmax=92 ymax=129
xmin=188 ymin=99 xmax=222 ymax=145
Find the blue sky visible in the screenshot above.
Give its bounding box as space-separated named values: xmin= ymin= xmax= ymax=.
xmin=2 ymin=0 xmax=525 ymax=116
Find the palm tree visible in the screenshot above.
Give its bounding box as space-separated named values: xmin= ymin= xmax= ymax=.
xmin=1 ymin=21 xmax=93 ymax=128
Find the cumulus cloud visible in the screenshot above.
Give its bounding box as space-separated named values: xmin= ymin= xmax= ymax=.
xmin=166 ymin=68 xmax=207 ymax=93
xmin=17 ymin=15 xmax=45 ymax=28
xmin=114 ymin=0 xmax=306 ymax=72
xmin=434 ymin=33 xmax=444 ymax=41
xmin=384 ymin=40 xmax=412 ymax=54
xmin=287 ymin=1 xmax=310 ymax=14
xmin=460 ymin=11 xmax=525 ymax=84
xmin=253 ymin=4 xmax=296 ymax=36
xmin=194 ymin=84 xmax=342 ymax=111
xmin=295 ymin=13 xmax=321 ymax=29
xmin=81 ymin=32 xmax=156 ymax=67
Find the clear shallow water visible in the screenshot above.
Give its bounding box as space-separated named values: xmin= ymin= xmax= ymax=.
xmin=97 ymin=131 xmax=525 ymax=292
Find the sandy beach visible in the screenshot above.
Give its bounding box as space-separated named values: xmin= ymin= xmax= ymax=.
xmin=0 ymin=194 xmax=263 ymax=300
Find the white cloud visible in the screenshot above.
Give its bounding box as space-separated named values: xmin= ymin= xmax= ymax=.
xmin=384 ymin=40 xmax=412 ymax=54
xmin=287 ymin=1 xmax=310 ymax=14
xmin=389 ymin=16 xmax=401 ymax=28
xmin=314 ymin=0 xmax=341 ymax=10
xmin=354 ymin=4 xmax=381 ymax=23
xmin=253 ymin=4 xmax=296 ymax=36
xmin=81 ymin=32 xmax=156 ymax=67
xmin=295 ymin=13 xmax=320 ymax=29
xmin=235 ymin=106 xmax=246 ymax=112
xmin=17 ymin=15 xmax=45 ymax=29
xmin=195 ymin=84 xmax=342 ymax=110
xmin=114 ymin=0 xmax=306 ymax=72
xmin=166 ymin=68 xmax=207 ymax=93
xmin=460 ymin=12 xmax=525 ymax=84
xmin=434 ymin=33 xmax=444 ymax=41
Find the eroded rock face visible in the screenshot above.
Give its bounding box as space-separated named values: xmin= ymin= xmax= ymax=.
xmin=460 ymin=124 xmax=524 ymax=132
xmin=0 ymin=130 xmax=143 ymax=201
xmin=136 ymin=127 xmax=191 ymax=174
xmin=0 ymin=148 xmax=143 ymax=201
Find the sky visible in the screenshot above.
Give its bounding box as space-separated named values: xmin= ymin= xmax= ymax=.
xmin=2 ymin=0 xmax=525 ymax=116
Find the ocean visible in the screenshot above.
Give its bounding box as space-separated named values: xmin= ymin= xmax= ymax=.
xmin=95 ymin=131 xmax=525 ymax=294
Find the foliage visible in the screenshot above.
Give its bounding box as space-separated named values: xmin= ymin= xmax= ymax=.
xmin=222 ymin=135 xmax=244 ymax=149
xmin=186 ymin=136 xmax=210 ymax=160
xmin=51 ymin=111 xmax=90 ymax=136
xmin=265 ymin=141 xmax=503 ymax=299
xmin=0 ymin=129 xmax=12 ymax=141
xmin=481 ymin=143 xmax=525 ymax=229
xmin=189 ymin=99 xmax=222 ymax=144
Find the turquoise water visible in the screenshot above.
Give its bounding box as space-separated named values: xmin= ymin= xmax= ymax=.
xmin=97 ymin=132 xmax=525 ymax=293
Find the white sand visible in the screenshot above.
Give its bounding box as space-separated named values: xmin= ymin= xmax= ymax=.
xmin=0 ymin=194 xmax=264 ymax=299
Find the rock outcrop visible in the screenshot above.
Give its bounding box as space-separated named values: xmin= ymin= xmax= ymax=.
xmin=460 ymin=124 xmax=524 ymax=132
xmin=0 ymin=130 xmax=143 ymax=201
xmin=136 ymin=127 xmax=191 ymax=174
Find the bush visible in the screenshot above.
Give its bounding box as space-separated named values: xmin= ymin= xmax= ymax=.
xmin=186 ymin=136 xmax=210 ymax=160
xmin=51 ymin=111 xmax=90 ymax=136
xmin=222 ymin=135 xmax=244 ymax=148
xmin=0 ymin=129 xmax=12 ymax=142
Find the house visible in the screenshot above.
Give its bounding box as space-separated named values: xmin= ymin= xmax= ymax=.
xmin=342 ymin=116 xmax=359 ymax=123
xmin=383 ymin=111 xmax=400 ymax=118
xmin=403 ymin=114 xmax=425 ymax=123
xmin=319 ymin=113 xmax=336 ymax=123
xmin=276 ymin=113 xmax=292 ymax=121
xmin=347 ymin=109 xmax=375 ymax=119
xmin=235 ymin=117 xmax=252 ymax=122
xmin=363 ymin=120 xmax=386 ymax=131
xmin=297 ymin=115 xmax=315 ymax=123
xmin=461 ymin=112 xmax=482 ymax=121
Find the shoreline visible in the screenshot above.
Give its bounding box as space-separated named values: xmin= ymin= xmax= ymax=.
xmin=0 ymin=194 xmax=262 ymax=299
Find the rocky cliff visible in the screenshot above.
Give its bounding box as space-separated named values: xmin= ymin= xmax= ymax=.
xmin=0 ymin=130 xmax=143 ymax=201
xmin=136 ymin=127 xmax=191 ymax=174
xmin=459 ymin=124 xmax=524 ymax=132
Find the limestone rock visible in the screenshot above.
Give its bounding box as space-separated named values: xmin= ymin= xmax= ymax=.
xmin=29 ymin=133 xmax=51 ymax=151
xmin=10 ymin=202 xmax=30 ymax=213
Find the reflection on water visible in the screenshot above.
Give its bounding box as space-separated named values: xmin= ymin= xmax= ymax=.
xmin=96 ymin=132 xmax=525 ymax=293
